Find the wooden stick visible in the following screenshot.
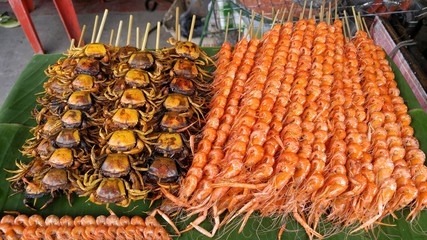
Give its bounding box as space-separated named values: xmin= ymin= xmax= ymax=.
xmin=78 ymin=24 xmax=86 ymax=47
xmin=238 ymin=9 xmax=242 ymax=41
xmin=343 ymin=10 xmax=351 ymax=38
xmin=260 ymin=10 xmax=265 ymax=36
xmin=177 ymin=24 xmax=181 ymax=41
xmin=109 ymin=29 xmax=114 ymax=45
xmin=325 ymin=10 xmax=331 ymax=25
xmin=189 ymin=15 xmax=197 ymax=42
xmin=115 ymin=20 xmax=123 ymax=47
xmin=288 ymin=3 xmax=294 ymax=22
xmin=334 ymin=0 xmax=338 ymax=21
xmin=271 ymin=9 xmax=280 ymax=28
xmin=249 ymin=10 xmax=255 ymax=39
xmin=320 ymin=0 xmax=325 ymax=22
xmin=362 ymin=17 xmax=371 ymax=38
xmin=308 ymin=1 xmax=313 ymax=20
xmin=224 ymin=12 xmax=230 ymax=43
xmin=176 ymin=7 xmax=179 ymax=40
xmin=351 ymin=6 xmax=359 ymax=31
xmin=136 ymin=27 xmax=140 ymax=49
xmin=255 ymin=11 xmax=264 ymax=38
xmin=90 ymin=15 xmax=99 ymax=43
xmin=127 ymin=15 xmax=133 ymax=45
xmin=156 ymin=21 xmax=161 ymax=50
xmin=142 ymin=22 xmax=151 ymax=51
xmin=299 ymin=0 xmax=307 ymax=20
xmin=280 ymin=7 xmax=287 ymax=23
xmin=69 ymin=38 xmax=75 ymax=50
xmin=327 ymin=2 xmax=331 ymax=25
xmin=342 ymin=15 xmax=347 ymax=41
xmin=95 ymin=9 xmax=108 ymax=43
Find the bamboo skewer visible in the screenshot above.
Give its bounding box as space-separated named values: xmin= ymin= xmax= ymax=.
xmin=334 ymin=0 xmax=338 ymax=21
xmin=78 ymin=24 xmax=86 ymax=47
xmin=362 ymin=17 xmax=371 ymax=38
xmin=115 ymin=20 xmax=123 ymax=47
xmin=343 ymin=10 xmax=352 ymax=38
xmin=260 ymin=11 xmax=265 ymax=36
xmin=127 ymin=15 xmax=133 ymax=46
xmin=142 ymin=22 xmax=151 ymax=51
xmin=109 ymin=29 xmax=114 ymax=45
xmin=351 ymin=6 xmax=359 ymax=31
xmin=238 ymin=9 xmax=242 ymax=41
xmin=288 ymin=3 xmax=294 ymax=22
xmin=156 ymin=21 xmax=161 ymax=50
xmin=176 ymin=7 xmax=180 ymax=40
xmin=280 ymin=8 xmax=287 ymax=23
xmin=69 ymin=38 xmax=75 ymax=50
xmin=95 ymin=9 xmax=108 ymax=43
xmin=299 ymin=0 xmax=307 ymax=20
xmin=136 ymin=27 xmax=140 ymax=49
xmin=189 ymin=15 xmax=197 ymax=42
xmin=177 ymin=24 xmax=181 ymax=41
xmin=91 ymin=15 xmax=99 ymax=43
xmin=308 ymin=1 xmax=313 ymax=20
xmin=327 ymin=2 xmax=332 ymax=25
xmin=224 ymin=13 xmax=230 ymax=43
xmin=271 ymin=9 xmax=279 ymax=28
xmin=249 ymin=10 xmax=255 ymax=39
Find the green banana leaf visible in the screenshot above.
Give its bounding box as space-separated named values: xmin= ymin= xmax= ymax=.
xmin=0 ymin=50 xmax=426 ymax=240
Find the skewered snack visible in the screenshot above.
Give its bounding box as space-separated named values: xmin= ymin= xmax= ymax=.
xmin=0 ymin=214 xmax=171 ymax=240
xmin=6 ymin=36 xmax=213 ymax=210
xmin=161 ymin=10 xmax=427 ymax=240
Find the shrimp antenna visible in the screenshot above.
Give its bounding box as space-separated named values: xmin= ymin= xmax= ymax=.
xmin=224 ymin=13 xmax=230 ymax=43
xmin=95 ymin=9 xmax=108 ymax=43
xmin=299 ymin=0 xmax=307 ymax=20
xmin=271 ymin=9 xmax=280 ymax=28
xmin=189 ymin=15 xmax=197 ymax=42
xmin=115 ymin=20 xmax=123 ymax=47
xmin=141 ymin=22 xmax=151 ymax=51
xmin=126 ymin=15 xmax=133 ymax=45
xmin=109 ymin=29 xmax=114 ymax=45
xmin=288 ymin=3 xmax=294 ymax=22
xmin=351 ymin=6 xmax=359 ymax=31
xmin=156 ymin=21 xmax=161 ymax=50
xmin=136 ymin=27 xmax=140 ymax=49
xmin=90 ymin=15 xmax=99 ymax=43
xmin=78 ymin=24 xmax=86 ymax=47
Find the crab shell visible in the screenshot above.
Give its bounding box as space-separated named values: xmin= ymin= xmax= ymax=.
xmin=170 ymin=77 xmax=195 ymax=95
xmin=48 ymin=148 xmax=74 ymax=168
xmin=175 ymin=41 xmax=200 ymax=60
xmin=41 ymin=168 xmax=70 ymax=191
xmin=147 ymin=157 xmax=178 ymax=183
xmin=128 ymin=51 xmax=155 ymax=70
xmin=100 ymin=153 xmax=131 ymax=178
xmin=90 ymin=178 xmax=129 ymax=206
xmin=75 ymin=57 xmax=100 ymax=76
xmin=155 ymin=133 xmax=184 ymax=155
xmin=124 ymin=69 xmax=151 ymax=88
xmin=171 ymin=59 xmax=198 ymax=79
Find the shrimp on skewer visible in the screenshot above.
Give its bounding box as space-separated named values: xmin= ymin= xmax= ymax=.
xmin=177 ymin=40 xmax=246 ymax=202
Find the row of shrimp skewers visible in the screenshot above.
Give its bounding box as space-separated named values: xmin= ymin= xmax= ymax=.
xmin=162 ymin=8 xmax=427 ymax=239
xmin=0 ymin=214 xmax=170 ymax=239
